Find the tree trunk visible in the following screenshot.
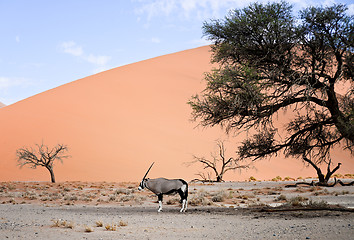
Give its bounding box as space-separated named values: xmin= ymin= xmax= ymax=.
xmin=303 ymin=156 xmax=342 ymax=185
xmin=303 ymin=156 xmax=326 ymax=183
xmin=47 ymin=166 xmax=56 ymax=183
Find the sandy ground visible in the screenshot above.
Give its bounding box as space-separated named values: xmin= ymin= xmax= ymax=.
xmin=0 ymin=180 xmax=353 ymax=239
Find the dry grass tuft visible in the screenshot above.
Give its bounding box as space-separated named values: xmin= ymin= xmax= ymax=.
xmin=51 ymin=219 xmax=75 ymax=229
xmin=95 ymin=221 xmax=103 ymax=227
xmin=84 ymin=225 xmax=93 ymax=233
xmin=119 ymin=220 xmax=128 ymax=227
xmin=105 ymin=223 xmax=118 ymax=231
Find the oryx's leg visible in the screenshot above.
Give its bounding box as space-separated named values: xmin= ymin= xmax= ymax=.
xmin=178 ymin=189 xmax=187 ymax=212
xmin=157 ymin=194 xmax=163 ymax=212
xmin=180 ymin=199 xmax=187 ymax=212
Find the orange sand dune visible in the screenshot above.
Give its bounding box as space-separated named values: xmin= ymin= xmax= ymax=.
xmin=0 ymin=101 xmax=6 ymax=108
xmin=0 ymin=46 xmax=352 ymax=182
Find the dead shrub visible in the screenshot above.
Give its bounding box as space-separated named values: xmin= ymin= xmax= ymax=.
xmin=211 ymin=190 xmax=227 ymax=202
xmin=286 ymin=196 xmax=309 ymax=207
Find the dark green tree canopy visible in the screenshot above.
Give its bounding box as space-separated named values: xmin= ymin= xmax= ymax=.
xmin=189 ymin=2 xmax=353 ymax=165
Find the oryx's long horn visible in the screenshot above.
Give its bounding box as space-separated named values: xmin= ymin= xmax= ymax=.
xmin=142 ymin=162 xmax=155 ymax=180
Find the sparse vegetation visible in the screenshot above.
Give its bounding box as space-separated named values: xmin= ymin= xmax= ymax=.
xmin=1 ymin=180 xmax=352 ymax=214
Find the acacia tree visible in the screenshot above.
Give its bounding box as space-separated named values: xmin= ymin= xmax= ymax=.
xmin=189 ymin=2 xmax=353 ymax=184
xmin=189 ymin=140 xmax=250 ymax=182
xmin=17 ymin=143 xmax=70 ymax=183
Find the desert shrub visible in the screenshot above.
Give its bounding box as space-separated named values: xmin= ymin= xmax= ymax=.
xmin=189 ymin=190 xmax=212 ymax=206
xmin=271 ymin=176 xmax=282 ymax=181
xmin=115 ymin=188 xmax=134 ymax=195
xmin=306 ymin=200 xmax=329 ymax=208
xmin=237 ymin=194 xmax=255 ymax=200
xmin=312 ymin=188 xmax=329 ymax=196
xmin=309 ymin=186 xmax=323 ymax=192
xmin=40 ymin=196 xmax=49 ymax=201
xmin=283 ymin=176 xmax=294 ymax=181
xmin=63 ymin=194 xmax=78 ymax=201
xmin=189 ymin=195 xmax=211 ymax=206
xmin=119 ymin=194 xmax=146 ymax=203
xmin=227 ymin=190 xmax=235 ymax=199
xmin=249 ymin=176 xmax=257 ymax=181
xmin=334 ymin=190 xmax=350 ymax=196
xmin=22 ymin=191 xmax=38 ymax=200
xmin=108 ymin=194 xmax=116 ymax=201
xmin=166 ymin=196 xmax=180 ymax=205
xmin=286 ymin=196 xmax=309 ymax=206
xmin=276 ymin=195 xmax=287 ymax=201
xmin=211 ymin=190 xmax=227 ymax=202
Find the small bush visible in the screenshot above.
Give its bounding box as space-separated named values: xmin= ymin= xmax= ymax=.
xmin=166 ymin=196 xmax=180 ymax=205
xmin=211 ymin=190 xmax=227 ymax=202
xmin=115 ymin=188 xmax=134 ymax=195
xmin=306 ymin=200 xmax=329 ymax=208
xmin=276 ymin=195 xmax=287 ymax=201
xmin=189 ymin=190 xmax=212 ymax=206
xmin=249 ymin=176 xmax=257 ymax=181
xmin=344 ymin=174 xmax=354 ymax=178
xmin=287 ymin=196 xmax=309 ymax=206
xmin=271 ymin=176 xmax=282 ymax=181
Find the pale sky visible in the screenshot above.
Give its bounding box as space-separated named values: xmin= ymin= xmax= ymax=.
xmin=0 ymin=0 xmax=353 ymax=105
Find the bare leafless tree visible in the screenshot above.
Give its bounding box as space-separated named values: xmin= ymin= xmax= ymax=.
xmin=16 ymin=143 xmax=70 ymax=183
xmin=188 ymin=140 xmax=250 ymax=182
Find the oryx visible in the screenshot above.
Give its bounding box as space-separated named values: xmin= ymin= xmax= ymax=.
xmin=138 ymin=162 xmax=188 ymax=212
